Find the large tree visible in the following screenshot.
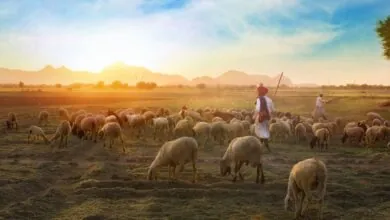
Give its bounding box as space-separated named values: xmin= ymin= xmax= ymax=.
xmin=376 ymin=15 xmax=390 ymax=59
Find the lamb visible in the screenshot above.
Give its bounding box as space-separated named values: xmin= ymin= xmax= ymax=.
xmin=147 ymin=136 xmax=198 ymax=182
xmin=294 ymin=123 xmax=307 ymax=143
xmin=220 ymin=135 xmax=265 ymax=184
xmin=310 ymin=128 xmax=330 ymax=151
xmin=77 ymin=116 xmax=98 ymax=142
xmin=6 ymin=112 xmax=18 ymax=131
xmin=192 ymin=122 xmax=211 ymax=149
xmin=152 ymin=117 xmax=170 ymax=141
xmin=50 ymin=120 xmax=72 ymax=148
xmin=284 ymin=157 xmax=327 ymax=220
xmin=28 ymin=125 xmax=50 ymax=144
xmin=38 ymin=111 xmax=49 ymax=126
xmin=98 ymin=122 xmax=125 ymax=153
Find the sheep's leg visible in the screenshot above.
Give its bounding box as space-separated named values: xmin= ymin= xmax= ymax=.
xmin=168 ymin=165 xmax=172 ymax=180
xmin=318 ymin=197 xmax=324 ymax=220
xmin=296 ymin=192 xmax=305 ymax=220
xmin=256 ymin=163 xmax=265 ymax=184
xmin=300 ymin=185 xmax=312 ymax=218
xmin=28 ymin=134 xmax=31 ymax=144
xmin=59 ymin=136 xmax=64 ymax=148
xmin=192 ymin=160 xmax=197 ymax=183
xmin=232 ymin=161 xmax=243 ymax=182
xmin=121 ymin=136 xmax=125 ymax=153
xmin=64 ymin=135 xmax=68 ymax=148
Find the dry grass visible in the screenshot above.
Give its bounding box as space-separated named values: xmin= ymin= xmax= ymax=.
xmin=0 ymin=88 xmax=389 ymax=220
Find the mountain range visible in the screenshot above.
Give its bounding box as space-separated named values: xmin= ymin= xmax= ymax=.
xmin=0 ymin=62 xmax=298 ymax=86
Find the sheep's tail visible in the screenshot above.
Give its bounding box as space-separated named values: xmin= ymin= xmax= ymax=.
xmin=341 ymin=132 xmax=348 ymax=144
xmin=41 ymin=134 xmax=50 ymax=144
xmin=310 ymin=136 xmax=318 ymax=149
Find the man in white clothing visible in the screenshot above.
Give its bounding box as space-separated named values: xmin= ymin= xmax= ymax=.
xmin=253 ymin=83 xmax=274 ymax=152
xmin=315 ymin=94 xmax=327 ymax=120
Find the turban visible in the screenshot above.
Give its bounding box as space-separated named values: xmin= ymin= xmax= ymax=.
xmin=256 ymin=83 xmax=268 ymax=96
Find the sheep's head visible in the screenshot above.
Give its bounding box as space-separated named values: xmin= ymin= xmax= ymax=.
xmin=220 ymin=159 xmax=231 ymax=176
xmin=284 ymin=194 xmax=293 ymax=211
xmin=147 ymin=168 xmax=157 ymax=181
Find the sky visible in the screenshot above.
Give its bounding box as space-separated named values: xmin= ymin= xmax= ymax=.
xmin=0 ymin=0 xmax=389 ymax=85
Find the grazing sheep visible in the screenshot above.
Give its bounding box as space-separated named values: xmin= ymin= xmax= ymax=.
xmin=28 ymin=125 xmax=49 ymax=144
xmin=38 ymin=111 xmax=49 ymax=126
xmin=341 ymin=126 xmax=366 ymax=145
xmin=365 ymin=125 xmax=388 ymax=147
xmin=210 ymin=121 xmax=229 ymax=145
xmin=127 ymin=114 xmax=146 ymax=138
xmin=270 ymin=122 xmax=289 ymax=143
xmin=69 ymin=109 xmax=86 ymax=125
xmin=193 ymin=122 xmax=211 ymax=149
xmin=294 ymin=123 xmax=307 ymax=143
xmin=220 ymin=136 xmax=265 ymax=184
xmin=173 ymin=119 xmax=195 ymax=138
xmin=152 ymin=117 xmax=170 ymax=141
xmin=143 ymin=110 xmax=156 ymax=126
xmin=310 ymin=128 xmax=330 ymax=151
xmin=284 ymin=157 xmax=327 ymax=220
xmin=50 ymin=120 xmax=71 ymax=148
xmin=98 ymin=122 xmax=125 ymax=153
xmin=147 ymin=137 xmax=198 ymax=182
xmin=78 ymin=116 xmax=98 ymax=142
xmin=224 ymin=121 xmax=244 ymax=143
xmin=105 ymin=115 xmax=118 ymax=124
xmin=180 ymin=109 xmax=203 ymax=122
xmin=6 ymin=112 xmax=18 ymax=131
xmin=384 ymin=120 xmax=389 ymax=127
xmin=71 ymin=114 xmax=86 ymax=135
xmin=95 ymin=114 xmax=106 ymax=129
xmin=212 ymin=110 xmax=235 ymax=122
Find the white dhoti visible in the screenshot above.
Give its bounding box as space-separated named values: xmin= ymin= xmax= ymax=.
xmin=254 ymin=120 xmax=270 ymax=139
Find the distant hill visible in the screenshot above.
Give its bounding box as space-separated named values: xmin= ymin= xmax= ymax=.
xmin=0 ymin=63 xmax=294 ymax=86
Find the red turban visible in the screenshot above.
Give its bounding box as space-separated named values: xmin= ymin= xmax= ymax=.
xmin=256 ymin=84 xmax=268 ymax=96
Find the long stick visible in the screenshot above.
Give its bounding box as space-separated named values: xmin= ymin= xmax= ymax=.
xmin=274 ymin=72 xmax=284 ymax=96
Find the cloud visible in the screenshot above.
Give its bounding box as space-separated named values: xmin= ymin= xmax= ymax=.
xmin=0 ymin=0 xmax=388 ymax=85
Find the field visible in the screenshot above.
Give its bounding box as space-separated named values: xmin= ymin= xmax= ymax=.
xmin=0 ymin=87 xmax=390 ymax=220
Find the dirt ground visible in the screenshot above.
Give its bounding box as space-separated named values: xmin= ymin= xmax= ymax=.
xmin=0 ymin=90 xmax=390 ymax=220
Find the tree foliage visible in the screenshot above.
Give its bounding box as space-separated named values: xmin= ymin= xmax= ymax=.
xmin=136 ymin=81 xmax=157 ymax=90
xmin=376 ymin=15 xmax=390 ymax=59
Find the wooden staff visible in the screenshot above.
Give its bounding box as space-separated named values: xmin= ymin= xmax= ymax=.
xmin=274 ymin=72 xmax=284 ymax=96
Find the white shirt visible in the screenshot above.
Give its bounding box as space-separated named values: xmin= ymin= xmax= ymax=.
xmin=316 ymin=96 xmax=324 ymax=108
xmin=255 ymin=96 xmax=274 ymax=114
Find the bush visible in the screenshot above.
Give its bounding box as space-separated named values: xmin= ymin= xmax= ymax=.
xmin=136 ymin=81 xmax=157 ymax=90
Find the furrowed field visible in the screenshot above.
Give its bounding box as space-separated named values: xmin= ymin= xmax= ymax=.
xmin=0 ymin=87 xmax=390 ymax=220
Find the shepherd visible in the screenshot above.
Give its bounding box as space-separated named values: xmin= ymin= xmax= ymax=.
xmin=253 ymin=83 xmax=275 ymax=152
xmin=313 ymin=93 xmax=328 ymax=121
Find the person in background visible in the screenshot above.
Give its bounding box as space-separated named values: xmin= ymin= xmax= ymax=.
xmin=315 ymin=94 xmax=328 ymax=120
xmin=253 ymin=83 xmax=275 ymax=152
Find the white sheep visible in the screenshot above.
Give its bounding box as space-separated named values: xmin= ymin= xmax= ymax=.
xmin=71 ymin=114 xmax=86 ymax=135
xmin=193 ymin=122 xmax=211 ymax=149
xmin=310 ymin=128 xmax=330 ymax=151
xmin=38 ymin=111 xmax=49 ymax=126
xmin=58 ymin=108 xmax=70 ymax=121
xmin=220 ymin=135 xmax=265 ymax=184
xmin=50 ymin=120 xmax=72 ymax=148
xmin=147 ymin=136 xmax=198 ymax=182
xmin=341 ymin=126 xmax=365 ymax=145
xmin=95 ymin=114 xmax=106 ymax=129
xmin=284 ymin=157 xmax=327 ymax=220
xmin=28 ymin=125 xmax=50 ymax=144
xmin=365 ymin=125 xmax=388 ymax=147
xmin=372 ymin=118 xmax=383 ymax=126
xmin=367 ymin=112 xmax=385 ymax=122
xmin=6 ymin=112 xmax=18 ymax=131
xmin=152 ymin=117 xmax=170 ymax=141
xmin=210 ymin=121 xmax=229 ymax=145
xmin=173 ymin=119 xmax=195 ymax=138
xmin=78 ymin=116 xmax=98 ymax=142
xmin=98 ymin=122 xmax=125 ymax=153
xmin=294 ymin=123 xmax=307 ymax=143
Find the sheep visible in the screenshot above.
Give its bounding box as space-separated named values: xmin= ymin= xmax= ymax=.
xmin=212 ymin=110 xmax=235 ymax=122
xmin=78 ymin=116 xmax=98 ymax=142
xmin=367 ymin=112 xmax=385 ymax=122
xmin=192 ymin=122 xmax=211 ymax=149
xmin=94 ymin=114 xmax=106 ymax=129
xmin=152 ymin=117 xmax=170 ymax=141
xmin=210 ymin=121 xmax=229 ymax=145
xmin=147 ymin=136 xmax=198 ymax=182
xmin=173 ymin=119 xmax=195 ymax=138
xmin=38 ymin=111 xmax=49 ymax=126
xmin=105 ymin=115 xmax=118 ymax=124
xmin=58 ymin=108 xmax=70 ymax=121
xmin=71 ymin=114 xmax=86 ymax=135
xmin=143 ymin=110 xmax=156 ymax=126
xmin=220 ymin=135 xmax=265 ymax=184
xmin=69 ymin=109 xmax=86 ymax=125
xmin=126 ymin=114 xmax=146 ymax=138
xmin=241 ymin=120 xmax=251 ymax=136
xmin=384 ymin=120 xmax=390 ymax=127
xmin=270 ymin=122 xmax=289 ymax=143
xmin=341 ymin=126 xmax=366 ymax=145
xmin=224 ymin=121 xmax=244 ymax=143
xmin=365 ymin=125 xmax=388 ymax=147
xmin=98 ymin=122 xmax=125 ymax=153
xmin=294 ymin=123 xmax=307 ymax=143
xmin=387 ymin=141 xmax=390 ymax=148
xmin=212 ymin=116 xmax=224 ymax=123
xmin=6 ymin=112 xmax=18 ymax=131
xmin=50 ymin=120 xmax=71 ymax=148
xmin=310 ymin=128 xmax=330 ymax=151
xmin=372 ymin=118 xmax=383 ymax=126
xmin=180 ymin=109 xmax=203 ymax=122
xmin=284 ymin=157 xmax=327 ymax=220
xmin=28 ymin=125 xmax=49 ymax=144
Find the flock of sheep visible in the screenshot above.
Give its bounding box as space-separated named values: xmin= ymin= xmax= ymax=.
xmin=2 ymin=107 xmax=390 ymax=219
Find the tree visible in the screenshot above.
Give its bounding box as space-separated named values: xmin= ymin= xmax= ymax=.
xmin=376 ymin=15 xmax=390 ymax=59
xmin=136 ymin=81 xmax=157 ymax=90
xmin=19 ymin=81 xmax=24 ymax=89
xmin=196 ymin=83 xmax=206 ymax=89
xmin=111 ymin=80 xmax=123 ymax=89
xmin=55 ymin=83 xmax=62 ymax=88
xmin=96 ymin=81 xmax=105 ymax=89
